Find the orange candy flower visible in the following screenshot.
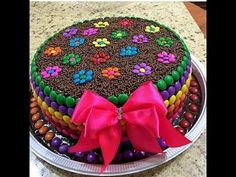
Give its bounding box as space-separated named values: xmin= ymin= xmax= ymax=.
xmin=102 ymin=67 xmax=121 ymax=79
xmin=44 ymin=47 xmax=62 ymax=56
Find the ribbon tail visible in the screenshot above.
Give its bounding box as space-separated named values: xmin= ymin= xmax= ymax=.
xmin=99 ymin=124 xmax=122 ymax=173
xmin=127 ymin=123 xmax=163 ymax=153
xmin=159 ymin=115 xmax=191 ymax=147
xmin=68 ymin=131 xmax=100 ymax=153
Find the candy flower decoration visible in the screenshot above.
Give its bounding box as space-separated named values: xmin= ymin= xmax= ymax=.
xmin=69 ymin=37 xmax=85 ymax=47
xmin=94 ymin=21 xmax=109 ymax=28
xmin=41 ymin=66 xmax=62 ymax=79
xmin=73 ymin=70 xmax=93 ymax=85
xmin=132 ymin=35 xmax=148 ymax=44
xmin=63 ymin=27 xmax=78 ymax=38
xmin=118 ymin=19 xmax=133 ymax=27
xmin=111 ymin=30 xmax=127 ymax=40
xmin=63 ymin=53 xmax=81 ymax=66
xmin=102 ymin=67 xmax=121 ymax=79
xmin=82 ymin=28 xmax=98 ymax=36
xmin=91 ymin=52 xmax=110 ymax=64
xmin=120 ymin=46 xmax=138 ymax=57
xmin=145 ymin=25 xmax=160 ymax=33
xmin=44 ymin=47 xmax=62 ymax=57
xmin=156 ymin=51 xmax=176 ymax=64
xmin=133 ymin=63 xmax=152 ymax=76
xmin=92 ymin=38 xmax=110 ymax=47
xmin=156 ymin=37 xmax=173 ymax=47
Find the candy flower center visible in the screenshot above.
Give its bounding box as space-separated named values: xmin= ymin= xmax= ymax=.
xmin=98 ymin=41 xmax=105 ymax=45
xmin=108 ymin=70 xmax=114 ymax=75
xmin=162 ymin=41 xmax=167 ymax=44
xmin=80 ymin=75 xmax=86 ymax=79
xmin=138 ymin=38 xmax=143 ymax=42
xmin=51 ymin=50 xmax=56 ymax=54
xmin=139 ymin=68 xmax=145 ymax=73
xmin=48 ymin=69 xmax=55 ymax=74
xmin=163 ymin=56 xmax=169 ymax=60
xmin=117 ymin=33 xmax=122 ymax=37
xmin=69 ymin=57 xmax=75 ymax=62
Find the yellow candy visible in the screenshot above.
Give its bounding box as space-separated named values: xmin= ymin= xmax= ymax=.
xmin=33 ymin=91 xmax=37 ymax=98
xmin=168 ymin=105 xmax=175 ymax=113
xmin=164 ymin=100 xmax=169 ymax=107
xmin=42 ymin=102 xmax=48 ymax=110
xmin=176 ymin=91 xmax=183 ymax=100
xmin=68 ymin=122 xmax=77 ymax=130
xmin=63 ymin=115 xmax=71 ymax=124
xmin=169 ymin=95 xmax=176 ymax=105
xmin=181 ymin=84 xmax=188 ymax=93
xmin=48 ymin=107 xmax=55 ymax=115
xmin=186 ymin=78 xmax=191 ymax=88
xmin=37 ymin=97 xmax=43 ymax=105
xmin=54 ymin=111 xmax=63 ymax=120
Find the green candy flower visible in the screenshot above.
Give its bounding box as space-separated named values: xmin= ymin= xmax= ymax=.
xmin=156 ymin=37 xmax=173 ymax=47
xmin=63 ymin=53 xmax=81 ymax=66
xmin=111 ymin=30 xmax=127 ymax=40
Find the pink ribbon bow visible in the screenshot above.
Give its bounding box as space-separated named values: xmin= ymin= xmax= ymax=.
xmin=68 ymin=81 xmax=191 ymax=172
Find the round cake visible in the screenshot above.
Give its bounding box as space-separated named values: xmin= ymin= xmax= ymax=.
xmin=31 ymin=17 xmax=191 ymax=139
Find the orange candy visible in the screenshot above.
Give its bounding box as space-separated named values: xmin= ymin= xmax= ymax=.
xmin=168 ymin=104 xmax=175 ymax=113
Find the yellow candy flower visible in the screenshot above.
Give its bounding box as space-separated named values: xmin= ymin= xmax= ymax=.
xmin=92 ymin=38 xmax=110 ymax=47
xmin=145 ymin=25 xmax=160 ymax=33
xmin=94 ymin=21 xmax=109 ymax=28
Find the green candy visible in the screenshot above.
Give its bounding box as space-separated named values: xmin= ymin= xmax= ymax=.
xmin=182 ymin=56 xmax=189 ymax=64
xmin=177 ymin=66 xmax=184 ymax=75
xmin=181 ymin=61 xmax=187 ymax=70
xmin=164 ymin=75 xmax=174 ymax=86
xmin=33 ymin=72 xmax=38 ymax=80
xmin=56 ymin=94 xmax=66 ymax=105
xmin=31 ymin=66 xmax=36 ymax=73
xmin=118 ymin=94 xmax=128 ymax=105
xmin=184 ymin=51 xmax=190 ymax=57
xmin=156 ymin=80 xmax=167 ymax=90
xmin=50 ymin=91 xmax=57 ymax=101
xmin=65 ymin=96 xmax=75 ymax=107
xmin=171 ymin=71 xmax=180 ymax=81
xmin=35 ymin=76 xmax=41 ymax=85
xmin=108 ymin=96 xmax=118 ymax=105
xmin=39 ymin=81 xmax=45 ymax=90
xmin=43 ymin=86 xmax=51 ymax=96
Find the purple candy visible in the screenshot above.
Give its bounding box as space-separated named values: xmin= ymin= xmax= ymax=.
xmin=59 ymin=144 xmax=69 ymax=153
xmin=51 ymin=102 xmax=59 ymax=110
xmin=75 ymin=151 xmax=86 ymax=158
xmin=187 ymin=65 xmax=190 ymax=73
xmin=174 ymin=81 xmax=181 ymax=91
xmin=161 ymin=90 xmax=169 ymax=100
xmin=167 ymin=86 xmax=175 ymax=95
xmin=51 ymin=137 xmax=61 ymax=148
xmin=35 ymin=86 xmax=40 ymax=95
xmin=180 ymin=76 xmax=186 ymax=85
xmin=87 ymin=152 xmax=97 ymax=163
xmin=68 ymin=108 xmax=74 ymax=116
xmin=44 ymin=96 xmax=51 ymax=105
xmin=158 ymin=138 xmax=168 ymax=149
xmin=59 ymin=105 xmax=67 ymax=114
xmin=39 ymin=91 xmax=45 ymax=100
xmin=112 ymin=152 xmax=123 ymax=163
xmin=134 ymin=150 xmax=145 ymax=160
xmin=184 ymin=71 xmax=189 ymax=78
xmin=32 ymin=80 xmax=36 ymax=88
xmin=123 ymin=150 xmax=134 ymax=162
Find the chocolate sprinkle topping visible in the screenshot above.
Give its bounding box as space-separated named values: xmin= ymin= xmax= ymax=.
xmin=35 ymin=17 xmax=185 ymax=99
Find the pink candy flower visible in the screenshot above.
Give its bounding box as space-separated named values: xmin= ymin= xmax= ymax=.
xmin=82 ymin=28 xmax=98 ymax=36
xmin=156 ymin=51 xmax=176 ymax=64
xmin=41 ymin=66 xmax=62 ymax=79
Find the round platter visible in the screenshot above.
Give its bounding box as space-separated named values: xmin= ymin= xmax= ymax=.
xmin=30 ymin=54 xmax=206 ymax=176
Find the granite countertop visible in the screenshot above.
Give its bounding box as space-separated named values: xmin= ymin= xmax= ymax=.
xmin=30 ymin=2 xmax=206 ymax=177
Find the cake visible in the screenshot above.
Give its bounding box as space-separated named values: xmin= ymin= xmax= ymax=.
xmin=30 ymin=17 xmax=193 ymax=171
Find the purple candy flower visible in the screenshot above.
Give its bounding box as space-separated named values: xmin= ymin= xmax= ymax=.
xmin=132 ymin=35 xmax=148 ymax=44
xmin=82 ymin=28 xmax=98 ymax=36
xmin=133 ymin=63 xmax=152 ymax=76
xmin=156 ymin=51 xmax=176 ymax=64
xmin=63 ymin=27 xmax=78 ymax=38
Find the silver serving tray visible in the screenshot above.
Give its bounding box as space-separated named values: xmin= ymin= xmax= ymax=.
xmin=30 ymin=54 xmax=206 ymax=176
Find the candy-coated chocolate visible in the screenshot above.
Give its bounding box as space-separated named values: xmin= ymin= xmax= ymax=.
xmin=189 ymin=103 xmax=198 ymax=112
xmin=180 ymin=119 xmax=190 ymax=128
xmin=30 ymin=107 xmax=38 ymax=115
xmin=190 ymin=94 xmax=199 ymax=101
xmin=30 ymin=102 xmax=38 ymax=108
xmin=32 ymin=113 xmax=40 ymax=122
xmin=45 ymin=132 xmax=55 ymax=141
xmin=184 ymin=112 xmax=194 ymax=120
xmin=169 ymin=95 xmax=176 ymax=105
xmin=34 ymin=120 xmax=44 ymax=129
xmin=39 ymin=126 xmax=49 ymax=134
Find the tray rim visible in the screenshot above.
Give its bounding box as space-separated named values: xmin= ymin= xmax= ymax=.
xmin=30 ymin=53 xmax=206 ymax=176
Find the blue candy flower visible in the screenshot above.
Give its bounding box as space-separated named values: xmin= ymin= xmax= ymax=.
xmin=73 ymin=70 xmax=93 ymax=85
xmin=69 ymin=37 xmax=85 ymax=47
xmin=120 ymin=46 xmax=138 ymax=57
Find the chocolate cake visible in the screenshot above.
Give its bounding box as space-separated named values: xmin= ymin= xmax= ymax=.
xmin=30 ymin=16 xmax=191 ymax=141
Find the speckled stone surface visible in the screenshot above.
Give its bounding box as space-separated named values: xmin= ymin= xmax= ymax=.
xmin=30 ymin=2 xmax=206 ymax=177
